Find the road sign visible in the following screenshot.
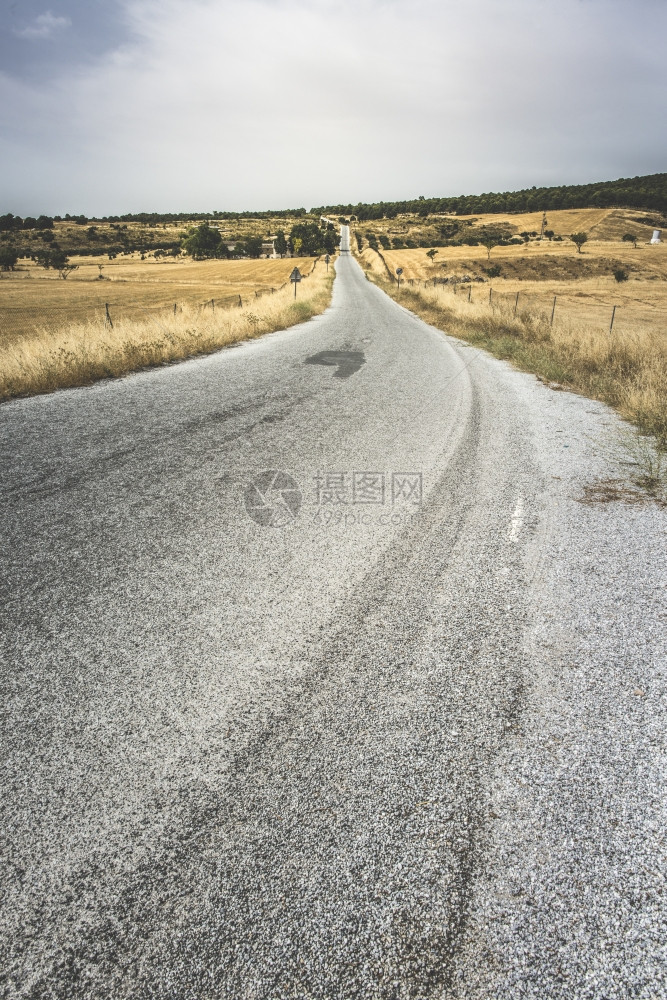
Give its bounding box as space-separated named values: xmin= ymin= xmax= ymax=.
xmin=290 ymin=266 xmax=302 ymax=298
xmin=396 ymin=267 xmax=403 ymax=275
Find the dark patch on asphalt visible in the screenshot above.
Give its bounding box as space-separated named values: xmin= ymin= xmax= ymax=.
xmin=304 ymin=350 xmax=365 ymax=379
xmin=0 ymin=395 xmax=313 ymax=506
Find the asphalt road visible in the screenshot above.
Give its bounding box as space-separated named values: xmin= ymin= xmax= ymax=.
xmin=1 ymin=228 xmax=665 ymax=999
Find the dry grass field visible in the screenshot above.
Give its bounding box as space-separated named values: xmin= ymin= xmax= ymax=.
xmin=0 ymin=254 xmax=318 ymax=346
xmin=367 ymin=240 xmax=667 ymax=341
xmin=0 ymin=257 xmax=334 ymax=402
xmin=355 ymin=215 xmax=667 ymax=451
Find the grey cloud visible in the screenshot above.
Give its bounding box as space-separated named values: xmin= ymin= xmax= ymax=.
xmin=13 ymin=11 xmax=71 ymax=40
xmin=0 ymin=0 xmax=665 ymax=215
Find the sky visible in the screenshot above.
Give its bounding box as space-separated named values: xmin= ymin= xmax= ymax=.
xmin=1 ymin=0 xmax=665 ymax=216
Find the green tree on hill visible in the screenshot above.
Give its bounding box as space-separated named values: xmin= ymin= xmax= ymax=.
xmin=34 ymin=246 xmax=78 ymax=278
xmin=289 ymin=222 xmax=325 ymax=256
xmin=0 ymin=247 xmax=18 ymax=270
xmin=323 ymin=229 xmax=338 ymax=254
xmin=181 ymin=222 xmax=223 ymax=260
xmin=481 ymin=236 xmax=499 ymax=261
xmin=570 ymin=232 xmax=588 ymax=253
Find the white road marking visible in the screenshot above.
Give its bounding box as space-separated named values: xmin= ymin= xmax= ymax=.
xmin=508 ymin=495 xmax=524 ymax=542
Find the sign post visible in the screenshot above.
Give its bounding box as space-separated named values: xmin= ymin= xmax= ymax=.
xmin=396 ymin=267 xmax=403 ymax=289
xmin=325 ymin=254 xmax=330 ymax=272
xmin=290 ymin=267 xmax=302 ymax=298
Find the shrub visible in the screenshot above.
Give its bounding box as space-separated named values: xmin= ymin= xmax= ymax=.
xmin=0 ymin=246 xmax=18 ymax=270
xmin=613 ymin=267 xmax=629 ymax=282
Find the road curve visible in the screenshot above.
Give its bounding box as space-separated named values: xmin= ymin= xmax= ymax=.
xmin=1 ymin=228 xmax=665 ymax=999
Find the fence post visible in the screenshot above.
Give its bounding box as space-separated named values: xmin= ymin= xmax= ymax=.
xmin=211 ymin=299 xmax=215 ymax=312
xmin=609 ymin=305 xmax=617 ymax=333
xmin=174 ymin=303 xmax=177 ymax=315
xmin=238 ymin=295 xmax=242 ymax=307
xmin=550 ymin=296 xmax=557 ymax=327
xmin=468 ymin=284 xmax=471 ymax=302
xmin=514 ymin=291 xmax=519 ymax=317
xmin=489 ymin=287 xmax=492 ymax=306
xmin=105 ymin=303 xmax=113 ymax=328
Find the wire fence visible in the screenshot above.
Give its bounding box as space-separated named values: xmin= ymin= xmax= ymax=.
xmin=399 ymin=275 xmax=660 ymax=337
xmin=0 ymin=256 xmax=321 ymax=345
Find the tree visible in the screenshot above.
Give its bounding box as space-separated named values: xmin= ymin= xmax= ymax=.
xmin=481 ymin=237 xmax=499 ymax=261
xmin=292 ymin=237 xmax=303 ymax=256
xmin=622 ymin=233 xmax=638 ymax=248
xmin=323 ymin=229 xmax=338 ymax=254
xmin=244 ymin=236 xmax=263 ymax=258
xmin=426 ymin=249 xmax=439 ymax=265
xmin=290 ymin=222 xmax=324 ymax=256
xmin=570 ymin=232 xmax=588 ymax=253
xmin=181 ymin=222 xmax=222 ymax=260
xmin=0 ymin=213 xmax=23 ymax=232
xmin=274 ymin=230 xmax=287 ymax=257
xmin=613 ymin=267 xmax=629 ymax=282
xmin=36 ymin=215 xmax=54 ymax=229
xmin=23 ymin=217 xmax=38 ymax=229
xmin=0 ymin=247 xmax=18 ymax=271
xmin=34 ymin=246 xmax=78 ymax=279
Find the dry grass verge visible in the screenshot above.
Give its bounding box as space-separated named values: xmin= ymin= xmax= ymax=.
xmin=358 ymin=258 xmax=667 ymax=450
xmin=0 ymin=259 xmax=334 ymax=402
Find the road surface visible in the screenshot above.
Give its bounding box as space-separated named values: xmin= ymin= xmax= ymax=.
xmin=1 ymin=228 xmax=665 ymax=998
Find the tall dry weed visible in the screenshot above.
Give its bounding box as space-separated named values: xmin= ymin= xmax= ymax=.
xmin=366 ymin=272 xmax=667 ymax=448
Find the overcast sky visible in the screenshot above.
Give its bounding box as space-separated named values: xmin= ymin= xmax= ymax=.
xmin=1 ymin=0 xmax=665 ymax=216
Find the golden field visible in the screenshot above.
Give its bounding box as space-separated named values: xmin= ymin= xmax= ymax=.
xmin=365 ymin=240 xmax=667 ymax=341
xmin=355 ymin=226 xmax=667 ymax=451
xmin=0 ymin=257 xmax=334 ymax=402
xmin=0 ymin=254 xmax=318 ymax=346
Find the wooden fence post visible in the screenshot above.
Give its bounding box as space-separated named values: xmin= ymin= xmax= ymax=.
xmin=105 ymin=303 xmax=113 ymax=328
xmin=610 ymin=305 xmax=617 ymax=333
xmin=550 ymin=296 xmax=557 ymax=327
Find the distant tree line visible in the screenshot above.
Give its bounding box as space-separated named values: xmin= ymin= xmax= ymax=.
xmin=0 ymin=209 xmax=311 ymax=229
xmin=0 ymin=213 xmax=54 ymax=231
xmin=3 ymin=174 xmax=665 ymax=231
xmin=312 ymin=173 xmax=667 ymax=219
